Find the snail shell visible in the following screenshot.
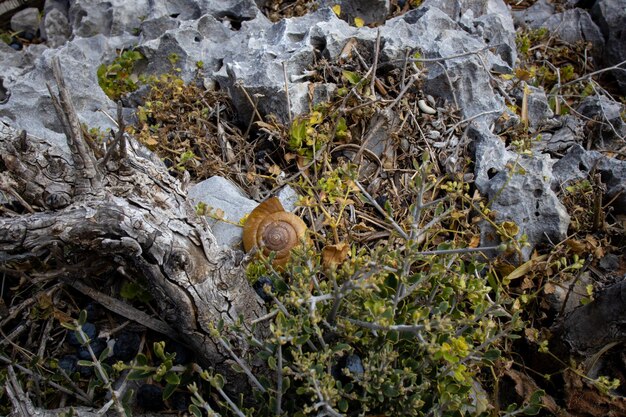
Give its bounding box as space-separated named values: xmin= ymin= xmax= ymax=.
xmin=418 ymin=99 xmax=437 ymax=115
xmin=243 ymin=197 xmax=307 ymax=267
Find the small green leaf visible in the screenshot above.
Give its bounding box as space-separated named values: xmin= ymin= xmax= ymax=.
xmin=135 ymin=353 xmax=148 ymax=366
xmin=122 ymin=388 xmax=134 ymax=404
xmin=78 ymin=310 xmax=88 ymax=325
xmin=338 ymin=398 xmax=348 ymax=412
xmin=211 ymin=374 xmax=225 ymax=390
xmin=99 ymin=347 xmax=111 ymax=362
xmin=230 ymin=363 xmax=244 ymax=373
xmin=483 ymin=349 xmax=501 ymax=362
xmin=294 ymin=334 xmax=310 ymax=346
xmin=289 ymin=119 xmax=308 ymax=150
xmin=382 ymin=383 xmax=399 ymax=397
xmin=165 ymin=371 xmax=181 ymax=385
xmin=332 ymin=343 xmax=351 ymax=352
xmin=120 ymin=281 xmax=141 ymax=300
xmin=342 ymin=70 xmax=361 ymax=85
xmin=188 ymin=404 xmax=203 ymax=417
xmin=268 ymin=355 xmax=277 ymax=370
xmin=163 ymin=382 xmax=177 ymax=400
xmin=128 ymin=369 xmax=153 ymax=380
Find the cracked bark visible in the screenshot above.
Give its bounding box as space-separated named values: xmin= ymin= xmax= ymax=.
xmin=0 ymin=58 xmax=266 ymax=394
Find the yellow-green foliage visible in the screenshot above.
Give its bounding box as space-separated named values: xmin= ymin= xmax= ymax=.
xmin=97 ymin=49 xmax=144 ymax=100
xmin=230 ymin=161 xmax=538 ymax=417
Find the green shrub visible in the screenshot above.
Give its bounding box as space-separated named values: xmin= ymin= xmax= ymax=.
xmin=97 ymin=49 xmax=144 ymax=100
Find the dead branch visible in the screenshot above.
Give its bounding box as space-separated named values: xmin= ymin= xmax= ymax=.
xmin=0 ymin=58 xmax=267 ymax=394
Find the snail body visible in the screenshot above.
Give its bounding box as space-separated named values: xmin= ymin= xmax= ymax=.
xmin=243 ymin=197 xmax=307 ymax=268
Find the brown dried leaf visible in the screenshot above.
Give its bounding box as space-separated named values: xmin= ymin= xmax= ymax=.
xmin=503 ymin=369 xmax=561 ymax=415
xmin=505 ymin=254 xmax=547 ymax=281
xmin=322 ymin=242 xmax=350 ymax=270
xmin=543 ymin=282 xmax=556 ymax=295
xmin=566 ymin=238 xmax=587 ymax=253
xmin=521 ymin=277 xmax=534 ymax=290
xmin=469 ymin=234 xmax=481 ymax=248
xmin=268 ymin=164 xmax=282 ymax=176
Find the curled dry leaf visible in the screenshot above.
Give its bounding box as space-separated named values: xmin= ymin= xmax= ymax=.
xmin=243 ymin=197 xmax=308 ymax=268
xmin=322 ymin=242 xmax=350 ymax=270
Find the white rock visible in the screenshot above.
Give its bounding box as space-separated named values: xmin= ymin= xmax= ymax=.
xmin=187 ymin=176 xmax=257 ymax=248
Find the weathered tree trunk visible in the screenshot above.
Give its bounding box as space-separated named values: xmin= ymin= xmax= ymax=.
xmin=0 ymin=58 xmax=266 ymax=392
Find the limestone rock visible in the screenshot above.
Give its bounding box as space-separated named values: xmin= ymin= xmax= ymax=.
xmin=43 ymin=8 xmax=72 ymax=48
xmin=541 ymin=8 xmax=604 ymax=49
xmin=591 ymin=0 xmax=626 ymax=93
xmin=0 ymin=35 xmax=132 ymax=151
xmin=511 ymin=0 xmax=554 ymax=28
xmin=473 ymin=127 xmax=570 ymax=261
xmin=577 ymin=95 xmax=626 ymax=150
xmin=553 ymin=144 xmax=626 ymax=214
xmin=187 ymin=176 xmax=256 ymax=248
xmin=511 ymin=84 xmax=553 ymax=130
xmin=10 ymin=7 xmax=40 ymax=35
xmin=68 ymin=0 xmax=151 ymax=37
xmin=535 ymin=116 xmax=583 ymax=155
xmin=319 ymin=0 xmax=391 ymax=26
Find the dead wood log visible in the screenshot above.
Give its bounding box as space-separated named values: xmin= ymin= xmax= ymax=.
xmin=0 ymin=58 xmax=266 ymax=393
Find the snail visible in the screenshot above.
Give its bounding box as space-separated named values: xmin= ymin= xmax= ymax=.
xmin=243 ymin=197 xmax=308 ymax=268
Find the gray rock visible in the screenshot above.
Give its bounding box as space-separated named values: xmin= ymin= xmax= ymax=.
xmin=591 ymin=0 xmax=626 ymax=93
xmin=420 ymin=0 xmax=517 ymax=69
xmin=511 ymin=0 xmax=554 ymax=28
xmin=68 ymin=0 xmax=151 ymax=38
xmin=144 ymin=0 xmax=262 ymax=23
xmin=381 ymin=6 xmax=508 ymax=124
xmin=511 ymin=84 xmax=553 ymax=130
xmin=591 ymin=0 xmax=626 ymax=36
xmin=473 ymin=127 xmax=570 ymax=261
xmin=137 ymin=8 xmax=271 ymax=82
xmin=44 ymin=0 xmax=70 ymax=15
xmin=318 ymin=0 xmax=391 ymax=26
xmin=138 ymin=16 xmax=180 ymax=41
xmin=135 ymin=2 xmax=513 ymax=128
xmin=576 ymin=95 xmax=626 ymax=150
xmin=309 ymin=8 xmax=359 ymax=58
xmin=539 ymin=9 xmax=604 ymax=52
xmin=545 ymin=272 xmax=592 ymax=315
xmin=10 ymin=7 xmax=40 ymax=35
xmin=599 ymin=253 xmax=621 ymax=272
xmin=277 ymin=186 xmax=299 ymax=212
xmin=0 ymin=35 xmax=133 ymax=150
xmin=0 ymin=78 xmax=8 ymax=105
xmin=187 ymin=176 xmax=257 ymax=248
xmin=536 ymin=116 xmax=583 ymax=154
xmin=214 ymin=7 xmax=340 ymax=124
xmin=553 ymin=144 xmax=626 ymax=214
xmin=0 ymin=43 xmax=19 ymax=105
xmin=43 ymin=8 xmax=72 ymax=48
xmin=40 ymin=0 xmax=70 ymax=39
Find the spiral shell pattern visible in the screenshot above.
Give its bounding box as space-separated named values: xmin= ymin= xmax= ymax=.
xmin=243 ymin=197 xmax=307 ymax=267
